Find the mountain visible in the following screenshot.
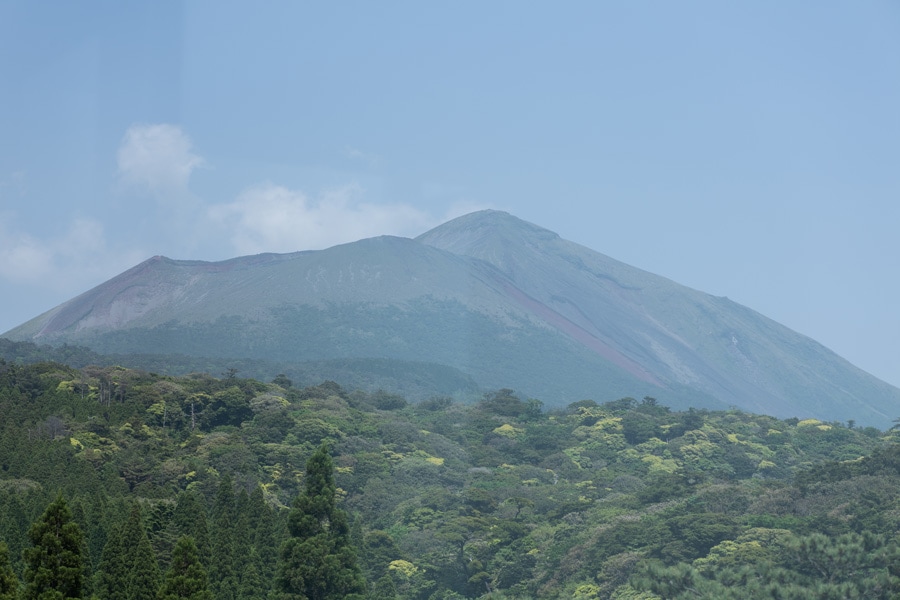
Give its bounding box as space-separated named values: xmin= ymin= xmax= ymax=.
xmin=417 ymin=211 xmax=900 ymax=423
xmin=4 ymin=210 xmax=899 ymax=426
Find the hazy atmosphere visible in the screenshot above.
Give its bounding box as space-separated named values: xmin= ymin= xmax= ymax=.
xmin=1 ymin=1 xmax=898 ymax=387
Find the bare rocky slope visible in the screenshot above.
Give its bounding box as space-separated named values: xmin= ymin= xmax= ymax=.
xmin=4 ymin=210 xmax=899 ymax=426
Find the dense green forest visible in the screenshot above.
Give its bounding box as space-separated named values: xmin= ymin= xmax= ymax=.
xmin=1 ymin=354 xmax=900 ymax=598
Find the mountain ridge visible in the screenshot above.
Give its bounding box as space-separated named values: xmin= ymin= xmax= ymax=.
xmin=4 ymin=210 xmax=898 ymax=426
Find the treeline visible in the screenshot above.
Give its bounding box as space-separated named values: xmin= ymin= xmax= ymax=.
xmin=0 ymin=339 xmax=478 ymax=403
xmin=1 ymin=358 xmax=899 ymax=598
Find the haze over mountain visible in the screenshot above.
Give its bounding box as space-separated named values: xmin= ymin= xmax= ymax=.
xmin=4 ymin=210 xmax=898 ymax=426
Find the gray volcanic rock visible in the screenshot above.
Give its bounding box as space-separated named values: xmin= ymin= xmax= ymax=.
xmin=5 ymin=210 xmax=899 ymax=426
xmin=419 ymin=211 xmax=900 ymax=423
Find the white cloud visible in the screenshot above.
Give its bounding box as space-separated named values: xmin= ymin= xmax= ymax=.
xmin=1 ymin=121 xmax=491 ymax=332
xmin=208 ymin=183 xmax=438 ymax=254
xmin=117 ymin=124 xmax=205 ymax=192
xmin=113 ymin=124 xmax=489 ymax=258
xmin=0 ymin=215 xmax=143 ymax=292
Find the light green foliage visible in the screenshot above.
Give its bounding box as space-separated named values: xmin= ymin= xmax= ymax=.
xmin=571 ymin=583 xmax=601 ymax=599
xmin=672 ymin=429 xmax=720 ymax=471
xmin=609 ymin=585 xmax=660 ymax=599
xmin=640 ymin=454 xmax=679 ymax=474
xmin=384 ymin=558 xmax=435 ymax=599
xmin=492 ymin=423 xmax=524 ymax=439
xmin=693 ymin=539 xmax=768 ymax=572
xmin=692 ymin=527 xmax=792 ymax=573
xmin=631 ymin=530 xmax=900 ymax=599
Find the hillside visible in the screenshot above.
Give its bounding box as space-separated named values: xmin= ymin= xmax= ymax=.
xmin=4 ymin=210 xmax=899 ymax=426
xmin=2 ymin=360 xmax=900 ymax=598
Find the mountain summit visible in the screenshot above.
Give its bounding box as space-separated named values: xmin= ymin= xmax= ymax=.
xmin=4 ymin=210 xmax=898 ymax=426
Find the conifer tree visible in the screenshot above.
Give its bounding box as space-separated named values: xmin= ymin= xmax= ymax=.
xmin=83 ymin=492 xmax=110 ymax=568
xmin=232 ymin=488 xmax=251 ymax=584
xmin=1 ymin=492 xmax=28 ymax=574
xmin=122 ymin=504 xmax=148 ymax=594
xmin=95 ymin=514 xmax=128 ymax=600
xmin=212 ymin=538 xmax=235 ymax=600
xmin=128 ymin=530 xmax=161 ymax=600
xmin=210 ymin=475 xmax=236 ymax=526
xmin=245 ymin=486 xmax=266 ymax=538
xmin=120 ymin=503 xmax=147 ymax=569
xmin=276 ymin=443 xmax=365 ymax=600
xmin=96 ymin=502 xmax=161 ymax=600
xmin=68 ymin=495 xmax=96 ymax=599
xmin=236 ymin=548 xmax=265 ymax=600
xmin=247 ymin=486 xmax=276 ymax=598
xmin=171 ymin=492 xmax=211 ymax=568
xmin=158 ymin=536 xmax=213 ymax=600
xmin=210 ymin=475 xmax=236 ymax=600
xmin=0 ymin=541 xmax=18 ymax=600
xmin=22 ymin=493 xmax=84 ymax=600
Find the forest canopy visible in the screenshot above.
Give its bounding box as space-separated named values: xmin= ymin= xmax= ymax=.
xmin=0 ymin=357 xmax=898 ymax=599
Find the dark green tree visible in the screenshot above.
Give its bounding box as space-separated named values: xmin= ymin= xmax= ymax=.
xmin=210 ymin=475 xmax=236 ymax=600
xmin=236 ymin=548 xmax=264 ymax=600
xmin=360 ymin=531 xmax=402 ymax=583
xmin=67 ymin=496 xmax=96 ymax=599
xmin=81 ymin=493 xmax=110 ymax=578
xmin=158 ymin=536 xmax=213 ymax=600
xmin=22 ymin=493 xmax=84 ymax=600
xmin=96 ymin=502 xmax=159 ymax=600
xmin=1 ymin=492 xmax=28 ymax=575
xmin=0 ymin=541 xmax=18 ymax=600
xmin=170 ymin=492 xmax=211 ymax=568
xmin=231 ymin=488 xmax=251 ymax=584
xmin=128 ymin=530 xmax=161 ymax=600
xmin=247 ymin=486 xmax=277 ymax=597
xmin=94 ymin=513 xmax=128 ymax=600
xmin=367 ymin=575 xmax=397 ymax=600
xmin=276 ymin=444 xmax=365 ymax=600
xmin=478 ymin=389 xmax=525 ymax=417
xmin=119 ymin=504 xmax=147 ymax=595
xmin=272 ymin=374 xmax=293 ymax=388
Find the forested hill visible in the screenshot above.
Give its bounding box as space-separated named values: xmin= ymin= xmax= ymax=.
xmin=3 ymin=359 xmax=900 ymax=598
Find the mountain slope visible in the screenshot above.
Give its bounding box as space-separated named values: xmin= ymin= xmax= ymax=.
xmin=419 ymin=211 xmax=900 ymax=423
xmin=5 ymin=233 xmax=673 ymax=408
xmin=4 ymin=211 xmax=899 ymax=425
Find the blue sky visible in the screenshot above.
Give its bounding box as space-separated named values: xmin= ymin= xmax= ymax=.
xmin=1 ymin=1 xmax=899 ymax=388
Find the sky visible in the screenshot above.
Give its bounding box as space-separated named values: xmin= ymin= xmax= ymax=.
xmin=1 ymin=1 xmax=899 ymax=387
